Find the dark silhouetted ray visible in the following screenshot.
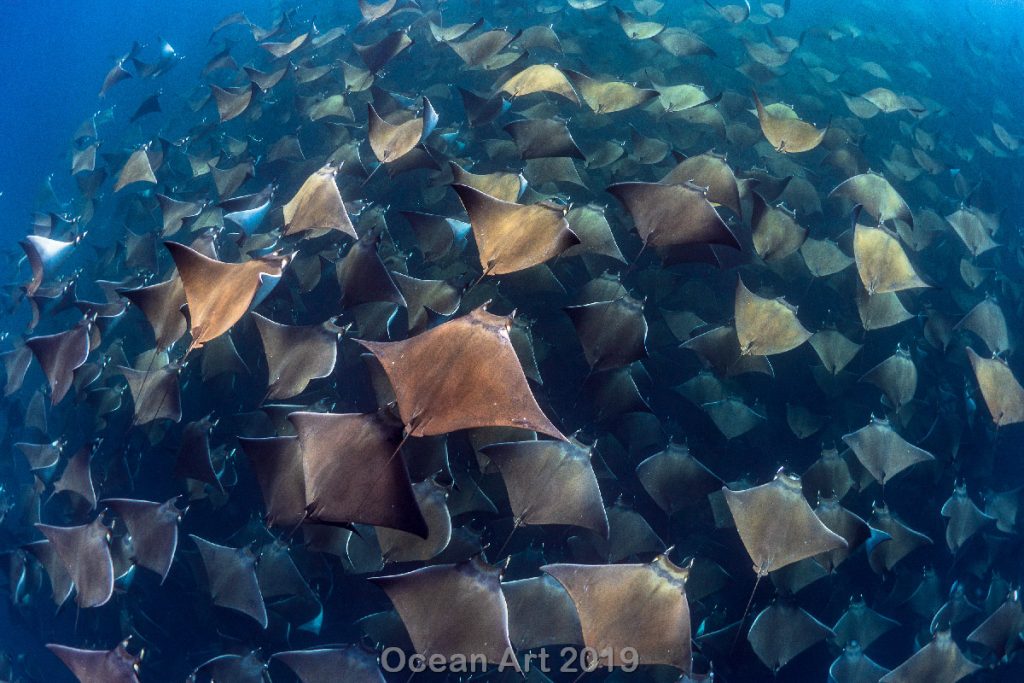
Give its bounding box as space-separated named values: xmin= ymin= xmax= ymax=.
xmin=748 ymin=601 xmax=833 ymax=672
xmin=879 ymin=630 xmax=979 ymax=683
xmin=102 ymin=497 xmax=181 ymax=582
xmin=564 ymin=295 xmax=648 ymax=370
xmin=273 ymin=646 xmax=386 ymax=683
xmin=191 ymin=534 xmax=268 ymax=628
xmin=119 ymin=362 xmax=182 ymax=425
xmin=27 ymin=319 xmax=92 ymax=405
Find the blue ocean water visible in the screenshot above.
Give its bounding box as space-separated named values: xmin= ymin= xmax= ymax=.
xmin=0 ymin=0 xmax=272 ymax=244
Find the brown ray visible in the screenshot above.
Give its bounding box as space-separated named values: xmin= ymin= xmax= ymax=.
xmin=498 ymin=64 xmax=580 ymax=104
xmin=335 ymin=231 xmax=407 ymax=309
xmin=504 ymin=574 xmax=584 ymax=650
xmin=118 ymin=362 xmax=182 ymax=425
xmin=854 ymin=224 xmax=929 ymax=294
xmin=734 ymin=277 xmax=811 ymax=356
xmin=636 ymin=441 xmax=722 ymax=514
xmin=52 ymin=440 xmax=99 ymax=510
xmin=967 ymin=592 xmax=1024 ymax=660
xmin=833 ymin=596 xmax=900 ymax=650
xmin=253 ymin=314 xmax=343 ymax=401
xmin=47 ymin=641 xmax=140 ymax=683
xmin=174 ymin=416 xmax=221 ymax=490
xmin=706 ymin=0 xmax=751 ymax=23
xmin=607 ymin=181 xmax=740 ymax=252
xmin=827 ymin=643 xmax=884 ymax=679
xmin=803 ymin=446 xmax=855 ymax=501
xmin=704 ymin=397 xmax=766 ymax=439
xmin=376 ymin=477 xmax=451 ymax=563
xmin=957 ymin=298 xmax=1010 ymax=356
xmin=237 ymin=436 xmax=305 ymax=528
xmin=165 ymin=241 xmax=290 ymax=352
xmin=451 ymin=183 xmax=578 ymax=276
xmin=428 ymin=17 xmax=483 ymax=42
xmin=814 ymin=497 xmax=870 ymax=572
xmin=564 ymin=69 xmax=657 ymax=113
xmin=544 ymin=555 xmax=691 ymax=670
xmin=946 ymin=207 xmax=999 ymax=257
xmin=358 ymin=305 xmax=565 ymax=439
xmin=210 ymin=83 xmax=254 ymax=122
xmin=681 ymin=325 xmax=775 ymax=377
xmin=868 ymin=503 xmax=932 ymax=572
xmin=26 ymin=319 xmax=92 ymax=405
xmin=37 ymin=518 xmax=114 ymax=608
xmin=289 ymin=411 xmax=428 ymax=537
xmin=401 ymin=210 xmax=470 ymax=262
xmin=370 ymin=557 xmax=516 ymax=666
xmin=458 ymin=86 xmax=509 ymax=127
xmin=26 ymin=538 xmax=73 ymax=605
xmin=447 ymin=29 xmax=517 ymax=67
xmin=21 ymin=233 xmax=82 ymax=295
xmin=749 ymin=193 xmax=807 ymax=262
xmin=2 ymin=344 xmax=33 ymax=396
xmin=103 ymin=497 xmax=182 ymax=583
xmin=614 ymin=6 xmax=665 ymax=39
xmin=859 ymin=346 xmax=917 ymax=412
xmin=564 ymin=295 xmax=648 ymax=370
xmin=503 ymin=119 xmax=585 ymax=160
xmin=480 ymin=439 xmax=607 ymax=536
xmin=113 ymin=147 xmax=158 ymax=193
xmin=856 ymin=283 xmax=913 ymax=331
xmin=392 ymin=272 xmax=462 ymax=333
xmin=966 ymin=347 xmax=1024 ymax=427
xmin=282 ymin=162 xmax=357 ymax=239
xmin=449 ymin=162 xmax=525 ymax=202
xmin=724 ymin=470 xmax=847 ymax=575
xmin=752 ymin=90 xmax=828 ymax=153
xmin=842 ymin=417 xmax=934 ymax=485
xmin=563 ymin=204 xmax=627 ymax=262
xmin=660 ymin=151 xmax=742 ymax=218
xmin=367 ymin=97 xmax=437 ymax=165
xmin=829 ymin=173 xmax=913 ymax=226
